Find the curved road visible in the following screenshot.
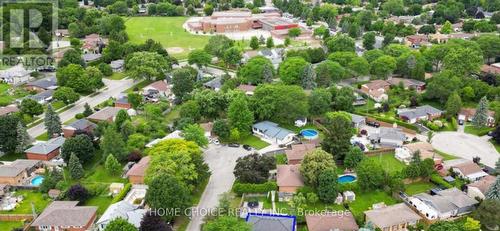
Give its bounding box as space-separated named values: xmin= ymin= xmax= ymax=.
xmin=28 ymin=78 xmax=135 ymax=138
xmin=432 ymin=131 xmax=498 ymax=168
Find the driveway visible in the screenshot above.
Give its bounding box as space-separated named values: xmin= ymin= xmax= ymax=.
xmin=28 ymin=78 xmax=135 ymax=138
xmin=432 ymin=132 xmax=498 ymax=168
xmin=186 ymin=144 xmax=250 ymax=231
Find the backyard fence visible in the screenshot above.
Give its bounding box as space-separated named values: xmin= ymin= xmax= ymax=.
xmin=364 ymin=148 xmax=396 ymax=156
xmin=0 ymin=214 xmax=33 ymax=221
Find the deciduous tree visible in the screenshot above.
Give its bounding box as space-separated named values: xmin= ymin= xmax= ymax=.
xmin=234 ymin=153 xmax=275 ymax=184
xmin=317 ymin=168 xmax=339 ymax=203
xmin=321 ymin=112 xmax=354 ymax=161
xmin=61 ymin=134 xmax=95 ymax=163
xmin=145 ymin=174 xmax=191 ymax=221
xmin=300 ymin=149 xmax=336 ymax=186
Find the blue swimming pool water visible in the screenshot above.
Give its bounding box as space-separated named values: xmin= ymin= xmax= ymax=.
xmin=301 ymin=129 xmax=319 ymax=139
xmin=338 ymin=175 xmax=357 ymax=184
xmin=31 ymin=175 xmax=44 ymax=186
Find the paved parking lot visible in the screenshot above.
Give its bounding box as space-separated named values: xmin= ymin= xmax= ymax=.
xmin=186 ymin=144 xmax=250 ymax=231
xmin=432 ymin=132 xmax=498 ymax=168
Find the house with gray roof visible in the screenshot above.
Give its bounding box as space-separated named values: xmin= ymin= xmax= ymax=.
xmin=349 ymin=113 xmax=365 ymax=128
xmin=246 ymin=213 xmax=296 ymax=231
xmin=31 ymin=201 xmax=97 ymax=231
xmin=0 ymin=65 xmax=32 ymax=85
xmin=96 ymin=200 xmax=147 ymax=230
xmin=83 ymin=53 xmax=102 ymax=63
xmin=0 ymin=159 xmax=42 ymax=185
xmin=203 ymin=76 xmax=222 ymax=91
xmin=23 ymin=89 xmax=54 ymax=104
xmin=25 ymin=76 xmax=58 ymax=92
xmin=252 ymin=121 xmax=295 ymax=145
xmin=369 ymin=127 xmax=406 ymax=147
xmin=110 ymin=59 xmax=125 ymax=72
xmin=408 ymin=187 xmax=478 ymax=220
xmin=25 ymin=136 xmax=65 ymax=161
xmin=397 ymin=105 xmax=443 ymax=124
xmin=63 ymin=119 xmax=97 ymax=138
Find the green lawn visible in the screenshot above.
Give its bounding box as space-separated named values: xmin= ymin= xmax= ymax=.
xmin=404 ymin=181 xmax=435 ymax=195
xmin=275 ymin=153 xmax=287 ymax=165
xmin=238 ymin=135 xmax=270 ymax=150
xmin=0 ymin=190 xmax=51 ymax=214
xmin=108 ymin=72 xmax=127 ymax=80
xmin=434 ymin=149 xmax=458 ymax=160
xmin=348 ymin=190 xmax=398 ymax=222
xmin=36 ymin=132 xmax=49 ymax=141
xmin=0 ymin=83 xmax=13 ymax=106
xmin=464 ymin=124 xmax=494 ymax=136
xmin=83 ymin=165 xmax=127 ymax=184
xmin=125 ymin=17 xmax=210 ymax=59
xmin=51 ymin=101 xmax=66 ymax=110
xmin=84 ymin=194 xmax=113 ymax=215
xmin=0 ymin=221 xmax=25 ymax=230
xmin=367 ymin=152 xmax=406 ymax=174
xmin=490 ymin=140 xmax=500 ymax=154
xmin=0 ymin=152 xmax=27 ymax=161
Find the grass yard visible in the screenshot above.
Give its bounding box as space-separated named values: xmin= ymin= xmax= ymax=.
xmin=0 ymin=152 xmax=27 ymax=161
xmin=490 ymin=140 xmax=500 ymax=154
xmin=125 ymin=17 xmax=210 ymax=59
xmin=464 ymin=124 xmax=494 ymax=136
xmin=239 ymin=135 xmax=270 ymax=150
xmin=0 ymin=190 xmax=51 ymax=214
xmin=367 ymin=152 xmax=406 ymax=174
xmin=84 ymin=194 xmax=113 ymax=215
xmin=0 ymin=221 xmax=25 ymax=230
xmin=275 ymin=153 xmax=287 ymax=165
xmin=83 ymin=165 xmax=127 ymax=184
xmin=348 ymin=190 xmax=398 ymax=222
xmin=0 ymin=83 xmax=13 ymax=106
xmin=108 ymin=72 xmax=127 ymax=80
xmin=405 ymin=181 xmax=435 ymax=195
xmin=434 ymin=149 xmax=458 ymax=160
xmin=36 ymin=132 xmax=49 ymax=141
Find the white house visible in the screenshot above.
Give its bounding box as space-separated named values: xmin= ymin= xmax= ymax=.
xmin=451 ymin=161 xmax=488 ymax=182
xmin=0 ymin=65 xmax=32 ymax=85
xmin=96 ymin=201 xmax=147 ymax=230
xmin=369 ymin=127 xmax=406 ymax=148
xmin=252 ymin=121 xmax=295 ymax=145
xmin=408 ymin=188 xmax=478 ymax=220
xmin=395 ymin=142 xmax=438 ymax=165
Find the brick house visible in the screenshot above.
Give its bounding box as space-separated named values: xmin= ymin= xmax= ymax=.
xmin=0 ymin=159 xmax=42 ymax=185
xmin=115 ymin=96 xmax=132 ymax=109
xmin=126 ymin=156 xmax=150 ymax=184
xmin=364 ymin=203 xmax=421 ymax=231
xmin=62 ymin=119 xmax=97 ymax=138
xmin=87 ymin=107 xmax=122 ymax=123
xmin=25 ymin=136 xmax=65 ymax=161
xmin=277 ymin=164 xmax=304 ymax=193
xmin=396 ymin=105 xmax=443 ymax=124
xmin=458 ymin=108 xmax=496 ymax=127
xmin=360 ymin=80 xmax=391 ymax=102
xmin=31 ymin=201 xmax=97 ymax=231
xmin=285 ymin=143 xmax=316 ymax=165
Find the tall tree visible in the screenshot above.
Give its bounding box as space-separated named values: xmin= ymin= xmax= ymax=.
xmin=228 ymin=94 xmax=254 ymax=135
xmin=103 ymin=218 xmax=137 ymax=231
xmin=485 ymin=176 xmax=500 ymax=200
xmin=250 ymin=36 xmax=259 ymax=50
xmin=262 ymin=63 xmax=274 ymax=83
xmin=69 ymin=153 xmax=84 ymax=179
xmin=234 ymin=153 xmax=275 ymax=184
xmin=182 ymin=124 xmax=209 ymax=147
xmin=44 ymin=104 xmax=62 ymax=138
xmin=441 ymin=21 xmax=452 ymax=34
xmin=301 ymin=64 xmax=317 ymax=90
xmin=279 ymin=57 xmax=309 ymax=85
xmin=126 ymin=51 xmax=171 ymax=80
xmin=171 ymin=67 xmax=197 ymax=102
xmin=188 ymin=49 xmax=212 ymax=69
xmin=445 ymin=92 xmax=462 ymax=118
xmin=145 ymin=174 xmax=192 ymax=221
xmin=321 ymin=112 xmax=354 ymax=161
xmin=472 ymin=199 xmax=500 ymax=230
xmin=15 ymin=122 xmax=31 ymax=153
xmin=61 ymin=134 xmax=95 ymax=163
xmin=266 ymin=36 xmax=274 ymax=48
xmin=356 ymin=158 xmax=386 ymax=191
xmin=473 ymin=96 xmax=489 ymax=128
xmin=344 ymin=147 xmax=364 ymax=169
xmin=362 ymin=32 xmax=376 ymax=50
xmin=317 ymin=168 xmax=339 ymax=203
xmin=83 ymin=103 xmax=93 ymax=117
xmin=238 ymin=56 xmax=274 ymax=84
xmin=20 ymin=98 xmax=43 ymax=116
xmin=105 ymin=154 xmax=121 ymax=176
xmin=100 ymin=126 xmax=127 ymax=161
xmin=140 ymin=212 xmax=171 ymax=231
xmin=300 ymin=149 xmax=336 ymax=186
xmin=309 ymin=88 xmax=332 ymax=116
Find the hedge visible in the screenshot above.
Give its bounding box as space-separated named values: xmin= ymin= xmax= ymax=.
xmin=232 ymin=181 xmax=278 ymax=195
xmin=430 ymin=174 xmax=453 ymax=189
xmin=111 ymin=183 xmax=132 ymax=203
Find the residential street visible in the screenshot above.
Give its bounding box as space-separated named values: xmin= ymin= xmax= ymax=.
xmin=186 ymin=144 xmax=249 ymax=231
xmin=27 ymin=78 xmax=135 ymax=138
xmin=431 ymin=132 xmax=498 ymax=168
xmin=177 ymin=61 xmax=236 ymax=77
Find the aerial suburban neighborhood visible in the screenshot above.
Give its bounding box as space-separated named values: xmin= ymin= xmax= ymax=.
xmin=0 ymin=0 xmax=500 ymax=230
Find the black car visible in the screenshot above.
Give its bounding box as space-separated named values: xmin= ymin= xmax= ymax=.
xmin=243 ymin=144 xmax=252 ymax=151
xmin=458 ymin=119 xmax=464 ymax=125
xmin=228 ymin=143 xmax=240 ymax=147
xmin=366 ymin=121 xmax=380 ymax=128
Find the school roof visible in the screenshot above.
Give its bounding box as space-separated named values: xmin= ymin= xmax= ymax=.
xmin=277 ymin=164 xmax=304 ymax=188
xmin=0 ymin=159 xmax=41 ymax=177
xmin=31 ymin=201 xmax=97 ymax=227
xmin=246 ymin=213 xmax=296 ymax=231
xmin=306 ymin=213 xmax=359 ymax=231
xmin=364 ymin=203 xmax=421 ymax=228
xmin=25 ymin=136 xmax=65 ymax=155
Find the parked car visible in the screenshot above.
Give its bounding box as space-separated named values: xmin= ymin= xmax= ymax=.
xmin=366 ymin=121 xmax=380 ymax=128
xmin=458 ymin=119 xmax=464 ymax=125
xmin=228 ymin=143 xmax=240 ymax=147
xmin=243 ymin=144 xmax=251 ymax=151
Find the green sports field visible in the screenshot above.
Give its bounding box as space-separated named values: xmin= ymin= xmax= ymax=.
xmin=125 ymin=17 xmax=210 ymax=59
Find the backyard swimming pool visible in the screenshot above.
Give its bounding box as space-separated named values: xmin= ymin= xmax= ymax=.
xmin=31 ymin=175 xmax=44 ymax=186
xmin=300 ymin=129 xmax=319 ymax=140
xmin=338 ymin=174 xmax=357 ymax=184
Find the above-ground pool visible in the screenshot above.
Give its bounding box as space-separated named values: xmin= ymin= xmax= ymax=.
xmin=300 ymin=129 xmax=319 ymax=140
xmin=31 ymin=175 xmax=44 ymax=186
xmin=338 ymin=174 xmax=357 ymax=184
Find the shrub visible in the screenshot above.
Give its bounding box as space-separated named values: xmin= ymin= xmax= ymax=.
xmin=232 ymin=181 xmax=277 ymax=195
xmin=75 ymin=113 xmax=84 ymax=119
xmin=112 ymin=183 xmax=131 ymax=203
xmin=430 ymin=173 xmax=453 ymax=189
xmin=433 ymin=120 xmax=443 ymax=128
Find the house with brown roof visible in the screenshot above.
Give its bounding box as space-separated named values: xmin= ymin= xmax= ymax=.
xmin=386 ymin=77 xmax=426 ymax=92
xmin=115 ymin=96 xmax=131 ymax=109
xmin=237 ymin=84 xmax=256 ymax=96
xmin=360 ymin=80 xmax=390 ymax=102
xmin=87 ymin=106 xmax=122 ymax=123
xmin=306 ymin=212 xmax=359 ymax=231
xmin=405 ymin=34 xmax=430 ymax=48
xmin=458 ymin=108 xmax=496 ymax=127
xmin=480 ymin=63 xmax=500 ymax=75
xmin=25 ymin=136 xmax=65 ymax=161
xmin=285 ymin=144 xmax=316 ymax=165
xmin=126 ymin=156 xmax=150 ymax=184
xmin=467 ymin=175 xmax=496 ymax=200
xmin=395 ymin=142 xmax=441 ymax=165
xmin=143 ymin=80 xmax=172 ymax=100
xmin=0 ymin=105 xmax=19 ymax=117
xmin=0 ymin=159 xmax=42 ymax=185
xmin=450 ymin=161 xmax=488 ymax=182
xmin=82 ymin=33 xmax=106 ymax=54
xmin=31 ymin=201 xmax=97 ymax=231
xmin=364 ymin=203 xmax=421 ymax=231
xmin=277 ymin=164 xmax=304 ymax=193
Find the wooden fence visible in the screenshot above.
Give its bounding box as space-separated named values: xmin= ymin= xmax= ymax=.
xmin=364 ymin=148 xmax=396 ymax=156
xmin=0 ymin=214 xmax=33 ymax=221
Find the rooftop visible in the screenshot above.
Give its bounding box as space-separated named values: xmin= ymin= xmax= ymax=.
xmin=306 ymin=213 xmax=359 ymax=231
xmin=126 ymin=156 xmax=150 ymax=178
xmin=25 ymin=136 xmax=65 ymax=155
xmin=31 ymin=201 xmax=97 ymax=227
xmin=26 ymin=76 xmax=57 ymax=89
xmin=277 ymin=164 xmax=304 ymax=188
xmin=246 ymin=213 xmax=296 ymax=231
xmin=285 ymin=143 xmax=316 ymax=162
xmin=0 ymin=159 xmax=41 ymax=177
xmin=413 ymin=188 xmax=478 ymax=213
xmin=253 ymin=121 xmax=295 ymax=141
xmin=397 ymin=105 xmax=443 ymax=120
xmin=87 ymin=106 xmax=121 ymax=121
xmin=467 ymin=175 xmax=496 ymax=194
xmin=64 ymin=118 xmax=97 ymax=131
xmin=364 ymin=203 xmax=421 ymax=228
